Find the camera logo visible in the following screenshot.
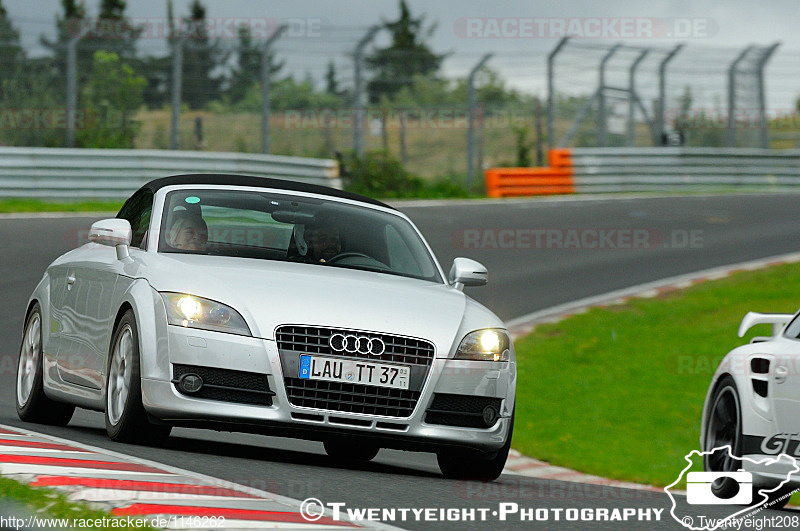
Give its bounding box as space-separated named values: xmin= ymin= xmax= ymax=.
xmin=686 ymin=470 xmax=752 ymax=505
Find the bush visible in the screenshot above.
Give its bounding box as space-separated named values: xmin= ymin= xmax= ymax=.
xmin=343 ymin=151 xmax=475 ymax=199
xmin=344 ymin=151 xmax=424 ymax=198
xmin=77 ymin=51 xmax=146 ymax=149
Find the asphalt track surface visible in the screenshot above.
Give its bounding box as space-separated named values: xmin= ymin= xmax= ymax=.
xmin=1 ymin=193 xmax=799 ymax=530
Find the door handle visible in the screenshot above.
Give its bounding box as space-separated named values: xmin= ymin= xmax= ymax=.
xmin=66 ymin=274 xmax=76 ymax=290
xmin=775 ymin=365 xmax=788 ymax=384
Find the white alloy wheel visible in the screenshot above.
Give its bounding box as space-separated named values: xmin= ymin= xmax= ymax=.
xmin=107 ymin=323 xmax=134 ymax=426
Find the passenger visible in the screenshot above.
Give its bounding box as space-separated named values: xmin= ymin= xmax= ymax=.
xmin=167 ymin=212 xmax=208 ymax=251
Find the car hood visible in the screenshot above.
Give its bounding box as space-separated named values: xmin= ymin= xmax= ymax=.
xmin=142 ymin=254 xmax=470 ymax=352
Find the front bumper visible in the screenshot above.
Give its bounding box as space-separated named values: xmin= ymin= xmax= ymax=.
xmin=140 ymin=325 xmax=515 ymax=452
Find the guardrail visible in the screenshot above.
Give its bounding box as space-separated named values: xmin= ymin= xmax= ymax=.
xmin=0 ymin=147 xmax=341 ymax=198
xmin=485 ymin=148 xmax=800 ymax=197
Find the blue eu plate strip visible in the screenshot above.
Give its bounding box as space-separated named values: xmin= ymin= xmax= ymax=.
xmin=299 ymin=355 xmax=311 ymax=379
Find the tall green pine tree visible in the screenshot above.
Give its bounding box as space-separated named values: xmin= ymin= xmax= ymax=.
xmin=365 ymin=0 xmax=443 ymax=104
xmin=228 ymin=24 xmax=283 ymax=104
xmin=181 ymin=0 xmax=226 ymax=109
xmin=40 ymin=0 xmax=89 ymax=85
xmin=86 ymin=0 xmax=140 ymax=60
xmin=0 ymin=0 xmax=24 ymax=102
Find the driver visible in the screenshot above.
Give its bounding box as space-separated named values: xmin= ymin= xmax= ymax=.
xmin=304 ymin=223 xmax=341 ymax=262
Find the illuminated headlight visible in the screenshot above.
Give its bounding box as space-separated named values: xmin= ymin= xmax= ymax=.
xmin=454 ymin=329 xmax=511 ymax=362
xmin=160 ymin=293 xmax=251 ymax=336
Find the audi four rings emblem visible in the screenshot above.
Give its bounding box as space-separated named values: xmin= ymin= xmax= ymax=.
xmin=329 ymin=333 xmax=385 ymax=356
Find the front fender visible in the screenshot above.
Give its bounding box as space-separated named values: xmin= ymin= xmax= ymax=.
xmin=700 ymin=344 xmax=777 ymax=453
xmin=111 ymin=278 xmax=170 ymax=383
xmin=28 ymin=272 xmax=51 ymax=361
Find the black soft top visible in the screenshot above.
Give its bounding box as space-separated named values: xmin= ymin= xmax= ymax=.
xmin=140 ymin=174 xmax=394 ymax=210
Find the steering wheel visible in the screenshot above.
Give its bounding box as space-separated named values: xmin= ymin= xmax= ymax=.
xmin=326 ymin=252 xmax=390 ymax=270
xmin=326 ymin=252 xmax=374 ymax=263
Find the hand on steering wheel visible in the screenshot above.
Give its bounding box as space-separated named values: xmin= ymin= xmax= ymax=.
xmin=326 ymin=252 xmax=372 ymax=263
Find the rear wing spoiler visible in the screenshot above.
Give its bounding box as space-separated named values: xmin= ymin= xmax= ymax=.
xmin=738 ymin=312 xmax=794 ymax=338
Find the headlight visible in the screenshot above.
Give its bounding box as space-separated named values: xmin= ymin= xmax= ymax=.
xmin=454 ymin=329 xmax=511 ymax=362
xmin=160 ymin=293 xmax=251 ymax=336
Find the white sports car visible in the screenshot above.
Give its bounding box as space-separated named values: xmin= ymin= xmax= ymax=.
xmin=701 ymin=311 xmax=800 ymax=507
xmin=15 ymin=174 xmax=516 ymax=480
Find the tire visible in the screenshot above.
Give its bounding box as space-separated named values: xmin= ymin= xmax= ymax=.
xmin=105 ymin=310 xmax=171 ymax=444
xmin=15 ymin=303 xmax=75 ymax=426
xmin=704 ymin=377 xmax=797 ymax=509
xmin=323 ymin=437 xmax=380 ymax=462
xmin=437 ymin=407 xmax=514 ymax=481
xmin=703 ymin=376 xmax=744 ymax=500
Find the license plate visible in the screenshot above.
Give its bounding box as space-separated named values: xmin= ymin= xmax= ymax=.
xmin=299 ymin=355 xmax=410 ymax=390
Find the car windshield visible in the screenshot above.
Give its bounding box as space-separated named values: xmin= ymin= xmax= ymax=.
xmin=157 ymin=189 xmax=443 ymax=283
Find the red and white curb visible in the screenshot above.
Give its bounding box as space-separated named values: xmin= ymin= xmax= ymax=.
xmin=0 ymin=424 xmax=395 ymax=529
xmin=503 ymin=450 xmax=666 ymax=493
xmin=503 ymin=251 xmax=800 ymax=491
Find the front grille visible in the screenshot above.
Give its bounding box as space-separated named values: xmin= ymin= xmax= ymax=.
xmin=172 ymin=364 xmax=274 ymax=406
xmin=425 ymin=393 xmax=502 ymax=428
xmin=284 ymin=377 xmax=420 ymax=417
xmin=276 ymin=325 xmax=435 ymax=367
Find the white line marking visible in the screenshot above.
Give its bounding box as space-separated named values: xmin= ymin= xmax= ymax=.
xmin=506 ymin=251 xmax=800 ymax=337
xmin=0 ymin=446 xmax=91 ymax=454
xmin=0 ymin=464 xmax=174 ymax=476
xmin=69 ymin=488 xmax=260 ymax=503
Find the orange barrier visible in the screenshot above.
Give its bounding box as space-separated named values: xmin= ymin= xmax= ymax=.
xmin=485 ymin=148 xmax=574 ymax=197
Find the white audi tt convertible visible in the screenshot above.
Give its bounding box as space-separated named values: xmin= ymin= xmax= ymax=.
xmin=16 ymin=174 xmax=516 ymax=480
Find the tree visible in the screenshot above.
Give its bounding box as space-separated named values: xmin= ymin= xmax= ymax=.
xmin=0 ymin=1 xmax=22 ymax=66
xmin=325 ymin=60 xmax=343 ymax=97
xmin=228 ymin=24 xmax=282 ymax=104
xmin=40 ymin=0 xmax=89 ymax=87
xmin=180 ymin=0 xmax=227 ymax=109
xmin=0 ymin=0 xmax=24 ymax=100
xmin=84 ymin=0 xmax=141 ymax=61
xmin=77 ymin=50 xmax=146 ymax=148
xmin=233 ymin=75 xmax=342 ymax=112
xmin=365 ymin=0 xmax=444 ymax=104
xmin=137 ymin=0 xmax=174 ymax=108
xmin=0 ymin=3 xmax=64 ymax=147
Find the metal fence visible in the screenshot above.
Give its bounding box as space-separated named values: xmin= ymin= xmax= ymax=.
xmin=4 ymin=15 xmax=532 ymax=186
xmin=0 ymin=147 xmax=340 ymax=198
xmin=4 ymin=11 xmax=800 ymax=191
xmin=547 ymin=38 xmax=784 ymax=150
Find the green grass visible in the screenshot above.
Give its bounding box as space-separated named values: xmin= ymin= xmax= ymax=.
xmin=0 ymin=475 xmax=154 ymax=529
xmin=0 ymin=199 xmax=122 ymax=213
xmin=511 ymin=261 xmax=800 ymax=488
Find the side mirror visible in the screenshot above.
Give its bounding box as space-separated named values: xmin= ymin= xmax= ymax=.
xmin=89 ymin=218 xmax=132 ymax=259
xmin=449 ymin=257 xmax=488 ymax=291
